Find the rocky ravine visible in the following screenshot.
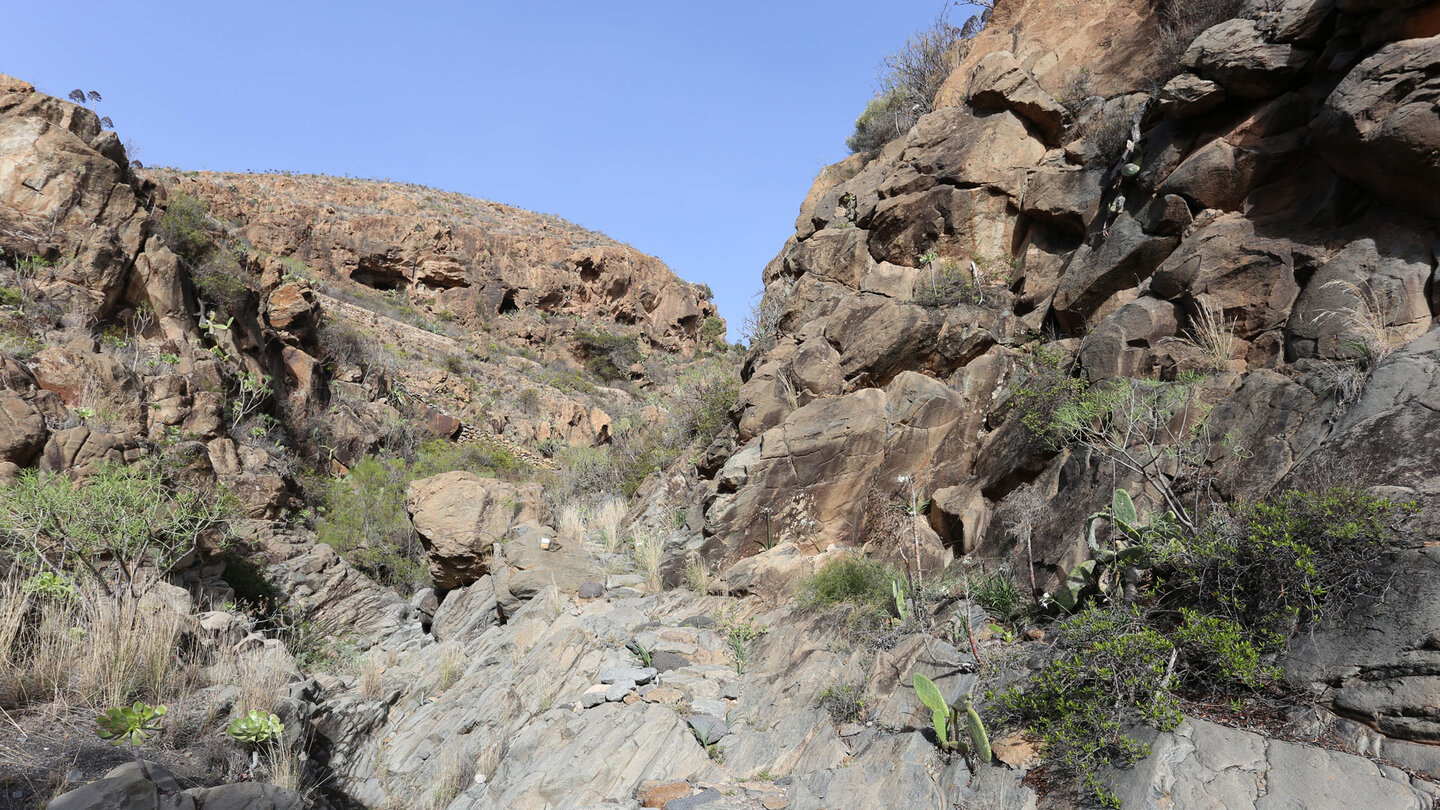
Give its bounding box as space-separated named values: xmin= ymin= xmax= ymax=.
xmin=6 ymin=0 xmax=1440 ymax=807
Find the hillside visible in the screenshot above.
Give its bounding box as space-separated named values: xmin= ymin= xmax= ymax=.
xmin=5 ymin=0 xmax=1440 ymax=807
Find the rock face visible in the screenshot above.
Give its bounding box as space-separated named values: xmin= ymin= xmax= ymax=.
xmin=693 ymin=0 xmax=1440 ymax=802
xmin=0 ymin=75 xmax=151 ymax=321
xmin=406 ymin=471 xmax=546 ymax=589
xmin=152 ymin=170 xmax=719 ymax=353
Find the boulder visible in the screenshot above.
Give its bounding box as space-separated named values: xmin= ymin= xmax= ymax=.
xmin=705 ymin=389 xmax=888 ymax=557
xmin=406 ymin=471 xmax=545 ymax=589
xmin=1181 ymin=18 xmax=1312 ymax=99
xmin=1314 ymin=36 xmax=1440 ymax=219
xmin=37 ymin=426 xmax=127 ymax=476
xmin=966 ymin=50 xmax=1067 ymax=144
xmin=491 ymin=521 xmax=602 ymax=617
xmin=1078 ymin=296 xmax=1181 ymax=381
xmin=0 ymin=392 xmax=46 ymax=465
xmin=1157 ymin=74 xmax=1227 ymax=118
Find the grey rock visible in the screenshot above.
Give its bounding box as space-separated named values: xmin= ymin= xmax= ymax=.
xmin=1158 ymin=74 xmax=1227 ymax=118
xmin=600 ymin=666 xmax=657 ymax=685
xmin=691 ymin=697 xmax=729 ymax=718
xmin=1181 ymin=18 xmax=1312 ymax=98
xmin=651 ymin=650 xmax=690 ymax=672
xmin=1314 ymin=37 xmax=1440 ymax=219
xmin=1112 ymin=718 xmax=1433 ymax=808
xmin=577 ymin=581 xmax=606 ymax=599
xmin=605 ymin=679 xmax=636 ymax=702
xmin=688 ymin=715 xmax=729 ymax=744
xmin=664 ymin=787 xmax=723 ymax=809
xmin=681 ymin=615 xmax=717 ymax=628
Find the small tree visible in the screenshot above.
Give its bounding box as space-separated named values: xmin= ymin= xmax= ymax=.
xmin=0 ymin=461 xmax=235 ymax=598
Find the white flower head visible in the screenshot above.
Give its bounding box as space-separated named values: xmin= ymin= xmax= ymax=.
xmin=897 ymin=474 xmax=910 ymax=484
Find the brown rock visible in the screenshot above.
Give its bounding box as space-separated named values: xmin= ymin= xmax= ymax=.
xmin=406 ymin=471 xmax=545 ymax=589
xmin=0 ymin=393 xmax=46 ymax=465
xmin=967 ymin=51 xmax=1067 ymax=144
xmin=1314 ymin=36 xmax=1440 ymax=219
xmin=638 ymin=780 xmax=692 ymax=807
xmin=38 ymin=426 xmax=126 ymax=476
xmin=265 ymin=282 xmax=317 ymax=337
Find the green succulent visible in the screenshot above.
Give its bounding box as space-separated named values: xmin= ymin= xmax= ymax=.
xmin=95 ymin=702 xmax=167 ymax=747
xmin=225 ymin=710 xmax=284 ymax=744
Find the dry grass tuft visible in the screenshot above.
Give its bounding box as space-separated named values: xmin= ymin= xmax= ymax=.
xmin=428 ymin=747 xmax=477 ymax=809
xmin=558 ymin=505 xmax=587 ymax=544
xmin=1319 ymin=279 xmax=1395 ymax=365
xmin=434 ymin=643 xmax=467 ymax=693
xmin=359 ymin=653 xmax=386 ymax=701
xmin=2 ymin=575 xmax=197 ymax=711
xmin=631 ymin=532 xmax=666 ymax=593
xmin=1178 ymin=299 xmax=1237 ymax=372
xmin=684 ymin=557 xmax=713 ymax=595
xmin=595 ymin=499 xmax=627 ymax=554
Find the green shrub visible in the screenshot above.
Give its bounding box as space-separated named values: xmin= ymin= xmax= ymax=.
xmin=159 ymin=191 xmax=213 ymax=265
xmin=669 ymin=364 xmax=738 ymax=450
xmin=698 ymin=316 xmax=726 ymax=349
xmin=913 ymin=261 xmax=985 ymax=307
xmin=802 ymin=557 xmax=894 ymax=610
xmin=848 ymin=91 xmax=913 ymax=155
xmin=192 ymin=245 xmax=251 ymax=312
xmin=1149 ymin=487 xmax=1407 ymax=639
xmin=0 ymin=286 xmax=20 ymax=307
xmin=0 ymin=461 xmax=236 ymax=597
xmin=573 ymin=328 xmax=641 ymax=382
xmin=999 ymin=605 xmax=1181 ymax=808
xmin=969 ymin=570 xmax=1023 ymax=622
xmin=1173 ymin=608 xmax=1278 ymax=690
xmin=848 ymin=14 xmax=976 ymax=154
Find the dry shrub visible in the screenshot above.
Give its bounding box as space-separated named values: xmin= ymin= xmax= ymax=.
xmin=1150 ymin=0 xmax=1245 ymax=79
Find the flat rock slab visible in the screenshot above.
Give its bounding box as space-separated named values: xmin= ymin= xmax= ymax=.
xmin=601 ymin=666 xmax=658 ymax=685
xmin=581 ymin=684 xmax=610 ymax=708
xmin=691 ymin=697 xmax=729 ymax=719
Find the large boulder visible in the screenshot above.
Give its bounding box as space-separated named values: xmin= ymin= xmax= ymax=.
xmin=406 ymin=471 xmax=545 ymax=589
xmin=1181 ymin=18 xmax=1312 ymax=99
xmin=1314 ymin=35 xmax=1440 ymax=219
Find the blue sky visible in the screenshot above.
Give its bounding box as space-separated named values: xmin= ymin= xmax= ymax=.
xmin=9 ymin=1 xmax=983 ymax=336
